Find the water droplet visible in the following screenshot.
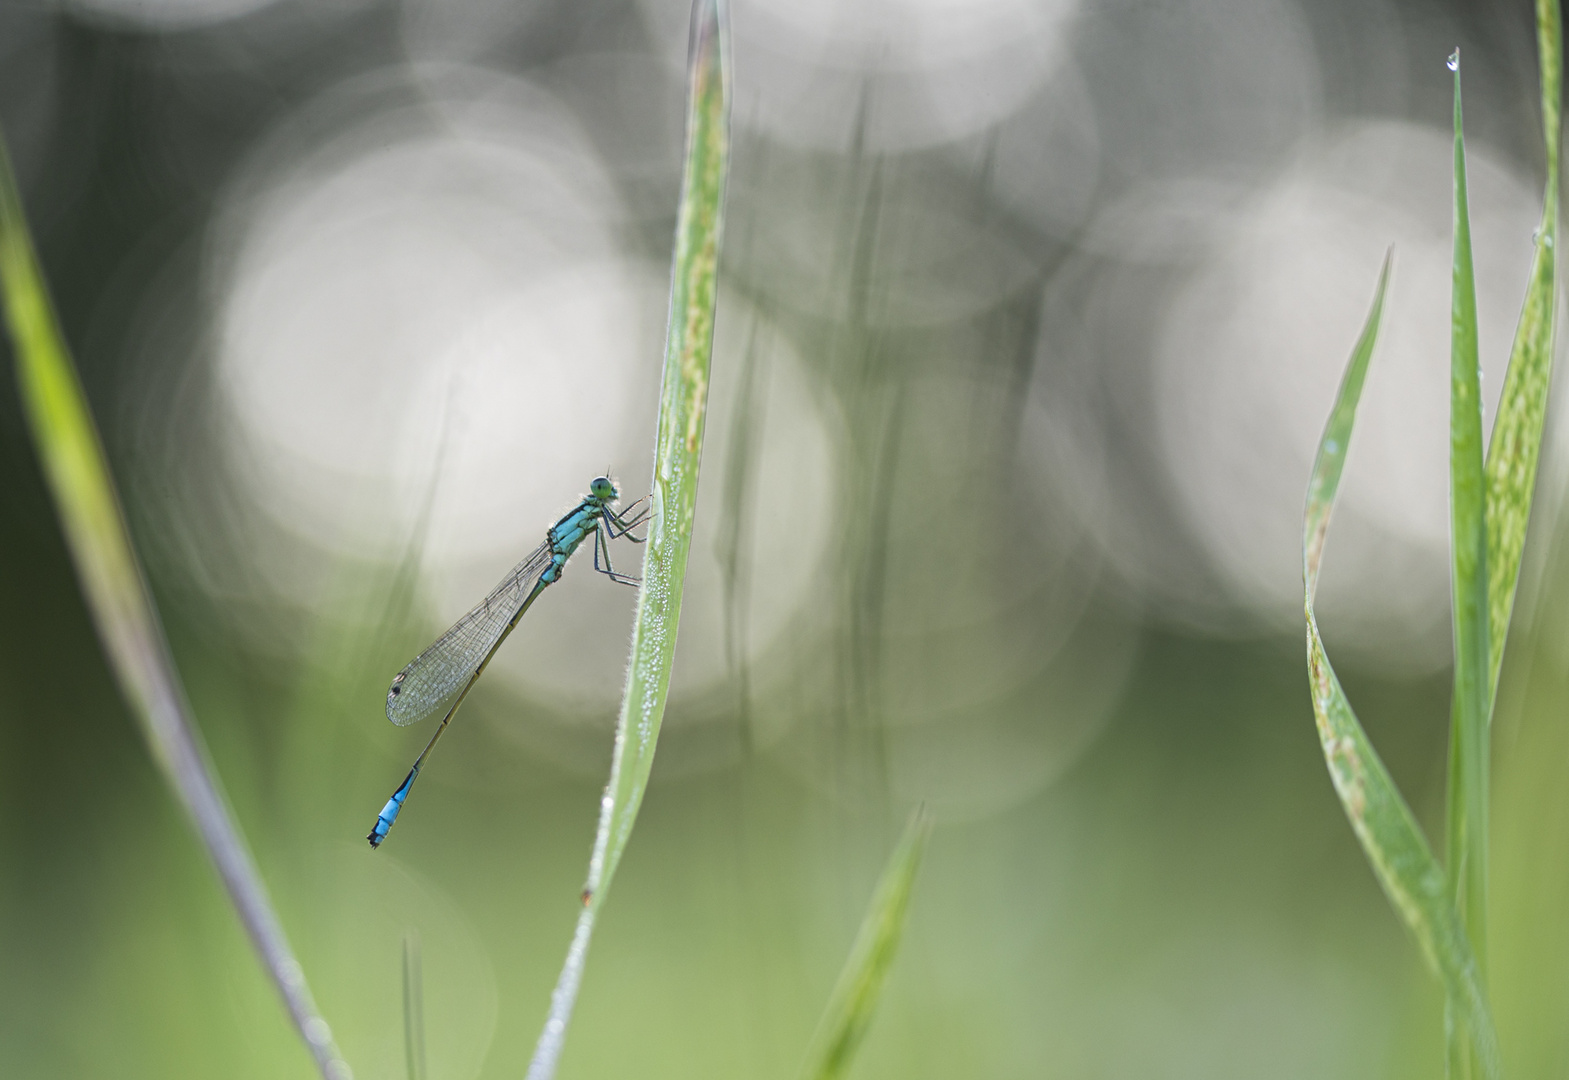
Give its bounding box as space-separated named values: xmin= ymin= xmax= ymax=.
xmin=1447 ymin=49 xmax=1460 ymax=72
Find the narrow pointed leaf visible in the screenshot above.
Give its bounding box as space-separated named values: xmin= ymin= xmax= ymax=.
xmin=1445 ymin=50 xmax=1491 ymax=1080
xmin=1303 ymin=254 xmax=1500 ymax=1080
xmin=524 ymin=2 xmax=729 ymax=1077
xmin=0 ymin=138 xmax=350 ymax=1078
xmin=1485 ymin=0 xmax=1560 ymax=699
xmin=799 ymin=809 xmax=933 ymax=1080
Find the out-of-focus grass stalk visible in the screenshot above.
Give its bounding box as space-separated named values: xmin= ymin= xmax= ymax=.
xmin=523 ymin=1 xmax=728 ymax=1077
xmin=1485 ymin=0 xmax=1560 ymax=699
xmin=1445 ymin=49 xmax=1490 ymax=1080
xmin=0 ymin=136 xmax=352 ymax=1080
xmin=798 ymin=809 xmax=932 ymax=1080
xmin=1303 ymin=254 xmax=1501 ymax=1080
xmin=403 ymin=932 xmax=427 ymax=1080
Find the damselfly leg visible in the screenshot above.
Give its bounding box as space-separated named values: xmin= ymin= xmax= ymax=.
xmin=594 ymin=522 xmax=641 ymax=585
xmin=605 ymin=497 xmax=650 ymax=542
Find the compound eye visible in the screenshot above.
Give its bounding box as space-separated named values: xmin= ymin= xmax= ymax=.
xmin=590 ymin=476 xmax=615 ymax=499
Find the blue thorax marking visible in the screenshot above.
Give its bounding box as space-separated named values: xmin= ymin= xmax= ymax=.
xmin=548 ymin=500 xmax=604 ymax=547
xmin=541 ymin=499 xmax=606 ymax=583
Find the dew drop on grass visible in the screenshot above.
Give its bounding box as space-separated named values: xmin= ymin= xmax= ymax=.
xmin=1447 ymin=49 xmax=1460 ymax=72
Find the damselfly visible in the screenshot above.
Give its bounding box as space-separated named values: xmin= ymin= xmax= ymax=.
xmin=367 ymin=475 xmax=647 ymax=848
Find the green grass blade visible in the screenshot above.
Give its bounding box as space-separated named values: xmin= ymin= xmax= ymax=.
xmin=798 ymin=809 xmax=933 ymax=1080
xmin=0 ymin=138 xmax=351 ymax=1078
xmin=1485 ymin=0 xmax=1560 ymax=700
xmin=1445 ymin=49 xmax=1491 ymax=1080
xmin=1303 ymin=255 xmax=1500 ymax=1080
xmin=523 ymin=2 xmax=729 ymax=1077
xmin=1304 ymin=253 xmax=1392 ymax=595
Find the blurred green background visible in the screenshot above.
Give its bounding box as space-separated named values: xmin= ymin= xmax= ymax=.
xmin=4 ymin=0 xmax=1569 ymax=1077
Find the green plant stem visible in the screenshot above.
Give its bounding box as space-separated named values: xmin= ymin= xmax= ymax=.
xmin=0 ymin=137 xmax=350 ymax=1079
xmin=523 ymin=2 xmax=729 ymax=1077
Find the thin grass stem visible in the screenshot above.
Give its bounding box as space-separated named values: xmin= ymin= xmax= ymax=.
xmin=0 ymin=136 xmax=351 ymax=1078
xmin=403 ymin=931 xmax=427 ymax=1080
xmin=522 ymin=1 xmax=729 ymax=1077
xmin=798 ymin=808 xmax=933 ymax=1080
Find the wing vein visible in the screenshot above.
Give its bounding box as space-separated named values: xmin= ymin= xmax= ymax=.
xmin=385 ymin=540 xmax=555 ymax=726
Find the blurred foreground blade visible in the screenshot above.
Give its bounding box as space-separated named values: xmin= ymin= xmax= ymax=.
xmin=0 ymin=130 xmax=352 ymax=1080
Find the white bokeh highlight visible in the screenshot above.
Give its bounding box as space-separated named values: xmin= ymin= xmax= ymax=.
xmin=637 ymin=0 xmax=1080 ymax=151
xmin=1154 ymin=121 xmax=1538 ymax=666
xmin=212 ymin=69 xmax=835 ymax=717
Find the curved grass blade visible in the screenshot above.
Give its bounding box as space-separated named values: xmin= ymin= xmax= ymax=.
xmin=0 ymin=137 xmax=352 ymax=1080
xmin=798 ymin=808 xmax=933 ymax=1080
xmin=1485 ymin=0 xmax=1560 ymax=700
xmin=1303 ymin=253 xmax=1500 ymax=1080
xmin=523 ymin=2 xmax=729 ymax=1077
xmin=1445 ymin=50 xmax=1491 ymax=1080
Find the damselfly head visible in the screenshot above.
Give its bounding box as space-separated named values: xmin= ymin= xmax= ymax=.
xmin=590 ymin=475 xmax=617 ymax=501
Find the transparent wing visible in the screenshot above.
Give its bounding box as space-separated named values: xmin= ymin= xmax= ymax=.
xmin=385 ymin=540 xmax=555 ymax=726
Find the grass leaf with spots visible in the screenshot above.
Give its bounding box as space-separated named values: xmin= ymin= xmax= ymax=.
xmin=1303 ymin=253 xmax=1499 ymax=1080
xmin=523 ymin=2 xmax=729 ymax=1077
xmin=1485 ymin=0 xmax=1560 ymax=698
